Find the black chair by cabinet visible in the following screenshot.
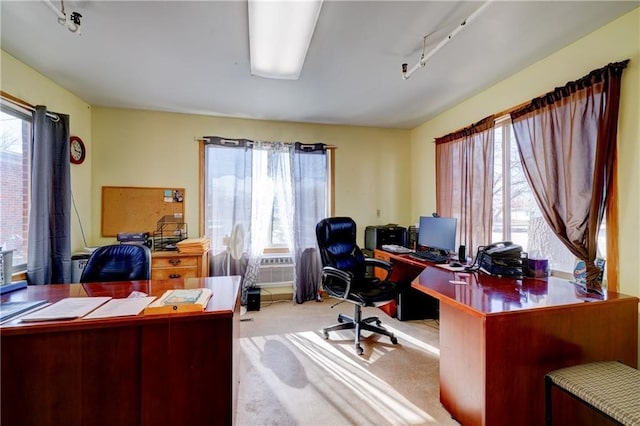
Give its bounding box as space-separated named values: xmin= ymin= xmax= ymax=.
xmin=315 ymin=217 xmax=400 ymax=355
xmin=80 ymin=244 xmax=152 ymax=283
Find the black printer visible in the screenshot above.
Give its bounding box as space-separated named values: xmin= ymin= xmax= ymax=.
xmin=364 ymin=224 xmax=407 ymax=251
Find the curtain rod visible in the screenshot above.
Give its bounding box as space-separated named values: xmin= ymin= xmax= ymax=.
xmin=432 ymin=99 xmax=530 ymax=142
xmin=195 ymin=137 xmax=336 ymax=149
xmin=0 ymin=90 xmax=59 ymax=121
xmin=434 ymin=59 xmax=630 ymax=142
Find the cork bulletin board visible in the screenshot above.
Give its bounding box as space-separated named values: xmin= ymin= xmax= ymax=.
xmin=101 ymin=186 xmax=185 ymax=237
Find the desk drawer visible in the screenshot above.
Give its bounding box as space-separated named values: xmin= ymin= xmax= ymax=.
xmin=151 ymin=267 xmax=198 ymax=280
xmin=151 ymin=251 xmax=209 ymax=279
xmin=152 ymin=256 xmax=198 ymax=269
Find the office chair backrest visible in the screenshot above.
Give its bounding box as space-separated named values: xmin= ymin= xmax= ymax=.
xmin=316 ymin=217 xmax=366 ymax=279
xmin=80 ymin=244 xmax=152 ymax=283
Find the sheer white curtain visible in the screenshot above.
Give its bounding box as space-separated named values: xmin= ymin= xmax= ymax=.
xmin=203 ymin=137 xmax=326 ymax=304
xmin=203 ymin=140 xmax=252 ymax=301
xmin=244 ymin=142 xmax=296 ymax=289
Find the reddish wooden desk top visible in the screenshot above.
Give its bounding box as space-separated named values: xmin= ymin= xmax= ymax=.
xmin=380 ymin=251 xmax=636 ymax=315
xmin=412 ymin=265 xmax=636 ymax=315
xmin=0 ymin=275 xmax=241 ymax=333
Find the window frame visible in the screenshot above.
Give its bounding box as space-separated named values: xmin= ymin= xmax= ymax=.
xmin=0 ymin=105 xmax=32 ymax=275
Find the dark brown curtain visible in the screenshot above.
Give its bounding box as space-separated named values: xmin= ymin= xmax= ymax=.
xmin=435 ymin=115 xmax=495 ymax=257
xmin=510 ymin=60 xmax=628 ymax=293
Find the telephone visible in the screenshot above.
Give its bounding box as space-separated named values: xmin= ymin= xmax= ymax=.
xmin=474 ymin=241 xmax=525 ymax=277
xmin=483 ymin=241 xmax=522 ymax=257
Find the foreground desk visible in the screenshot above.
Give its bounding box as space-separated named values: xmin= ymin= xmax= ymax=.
xmin=412 ymin=265 xmax=638 ymax=426
xmin=1 ymin=276 xmax=241 ymax=426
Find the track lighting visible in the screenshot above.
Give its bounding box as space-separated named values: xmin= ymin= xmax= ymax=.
xmin=401 ymin=1 xmax=493 ymax=80
xmin=43 ymin=0 xmax=82 ymax=35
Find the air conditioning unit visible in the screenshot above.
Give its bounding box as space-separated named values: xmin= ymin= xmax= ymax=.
xmin=256 ymin=254 xmax=294 ymax=288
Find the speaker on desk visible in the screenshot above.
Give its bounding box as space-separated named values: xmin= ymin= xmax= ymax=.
xmin=407 ymin=226 xmax=419 ymax=249
xmin=458 ymin=245 xmax=466 ymax=262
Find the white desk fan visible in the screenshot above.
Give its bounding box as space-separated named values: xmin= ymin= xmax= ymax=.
xmin=226 ymin=223 xmax=245 ymax=274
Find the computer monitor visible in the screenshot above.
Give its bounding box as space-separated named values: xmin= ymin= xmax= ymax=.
xmin=417 ymin=216 xmax=457 ymax=254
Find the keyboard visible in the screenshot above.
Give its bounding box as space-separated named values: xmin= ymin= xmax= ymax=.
xmin=409 ymin=250 xmax=449 ymax=264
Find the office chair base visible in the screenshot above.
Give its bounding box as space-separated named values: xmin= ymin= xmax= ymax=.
xmin=323 ymin=308 xmax=398 ymax=355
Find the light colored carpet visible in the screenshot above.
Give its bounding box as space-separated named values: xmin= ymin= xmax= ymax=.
xmin=236 ymin=296 xmax=460 ymax=426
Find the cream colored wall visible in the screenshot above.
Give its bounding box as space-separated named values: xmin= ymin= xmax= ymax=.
xmin=91 ymin=108 xmax=411 ymax=248
xmin=410 ymin=8 xmax=640 ymax=361
xmin=1 ymin=50 xmax=93 ymax=252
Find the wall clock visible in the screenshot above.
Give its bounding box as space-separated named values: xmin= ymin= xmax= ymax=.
xmin=70 ymin=136 xmax=86 ymax=164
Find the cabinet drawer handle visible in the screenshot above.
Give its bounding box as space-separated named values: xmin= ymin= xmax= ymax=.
xmin=169 ymin=273 xmax=181 ymax=279
xmin=169 ymin=259 xmax=181 ymax=266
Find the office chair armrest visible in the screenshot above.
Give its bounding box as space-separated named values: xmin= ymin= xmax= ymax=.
xmin=364 ymin=257 xmax=393 ymax=281
xmin=322 ymin=266 xmax=353 ymax=299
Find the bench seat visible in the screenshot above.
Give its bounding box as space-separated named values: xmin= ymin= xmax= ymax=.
xmin=545 ymin=361 xmax=640 ymax=425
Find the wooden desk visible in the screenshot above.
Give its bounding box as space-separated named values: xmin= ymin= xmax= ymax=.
xmin=1 ymin=276 xmax=241 ymax=426
xmin=410 ymin=265 xmax=638 ymax=426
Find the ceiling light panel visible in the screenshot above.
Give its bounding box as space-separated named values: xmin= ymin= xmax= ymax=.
xmin=249 ymin=0 xmax=323 ymax=80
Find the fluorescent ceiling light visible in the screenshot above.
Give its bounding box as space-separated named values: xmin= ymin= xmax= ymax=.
xmin=248 ymin=0 xmax=323 ymax=80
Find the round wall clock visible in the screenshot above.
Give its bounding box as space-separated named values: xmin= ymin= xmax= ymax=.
xmin=70 ymin=136 xmax=86 ymax=164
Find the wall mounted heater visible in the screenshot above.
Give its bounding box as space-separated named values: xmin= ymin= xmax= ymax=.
xmin=256 ymin=255 xmax=294 ymax=288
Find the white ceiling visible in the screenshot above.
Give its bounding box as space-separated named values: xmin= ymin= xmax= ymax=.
xmin=1 ymin=1 xmax=638 ymax=129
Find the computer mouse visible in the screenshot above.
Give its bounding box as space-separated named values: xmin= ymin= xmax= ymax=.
xmin=449 ymin=261 xmax=463 ymax=268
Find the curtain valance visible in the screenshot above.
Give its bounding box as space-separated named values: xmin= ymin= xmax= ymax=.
xmin=202 ymin=136 xmax=327 ymax=153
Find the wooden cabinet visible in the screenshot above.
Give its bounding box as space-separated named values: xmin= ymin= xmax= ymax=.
xmin=151 ymin=250 xmax=209 ymax=280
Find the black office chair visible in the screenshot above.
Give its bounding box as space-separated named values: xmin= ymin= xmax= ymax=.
xmin=80 ymin=244 xmax=152 ymax=283
xmin=316 ymin=217 xmax=400 ymax=355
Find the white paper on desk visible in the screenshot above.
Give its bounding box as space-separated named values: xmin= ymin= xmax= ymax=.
xmin=20 ymin=297 xmax=112 ymax=322
xmin=83 ymin=297 xmax=156 ymax=319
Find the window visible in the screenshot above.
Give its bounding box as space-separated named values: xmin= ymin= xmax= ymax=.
xmin=492 ymin=117 xmax=606 ymax=274
xmin=0 ymin=108 xmax=32 ymax=272
xmin=202 ymin=141 xmax=331 ymax=255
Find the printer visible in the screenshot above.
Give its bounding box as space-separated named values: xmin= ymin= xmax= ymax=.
xmin=364 ymin=224 xmax=407 ymax=251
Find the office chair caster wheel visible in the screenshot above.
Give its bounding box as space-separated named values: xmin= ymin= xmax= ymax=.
xmin=356 ymin=344 xmax=364 ymax=356
xmin=390 ymin=336 xmax=398 ymax=345
xmin=323 ymin=329 xmax=329 ymax=339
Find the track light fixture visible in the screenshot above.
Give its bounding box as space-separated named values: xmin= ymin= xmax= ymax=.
xmin=43 ymin=0 xmax=82 ymax=35
xmin=401 ymin=0 xmax=493 ymax=80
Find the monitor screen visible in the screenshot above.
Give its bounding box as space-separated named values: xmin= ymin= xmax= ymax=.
xmin=417 ymin=216 xmax=457 ymax=253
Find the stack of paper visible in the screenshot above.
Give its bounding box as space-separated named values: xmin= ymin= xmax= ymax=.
xmin=176 ymin=237 xmax=210 ymax=254
xmin=82 ymin=296 xmax=156 ymax=319
xmin=20 ymin=297 xmax=112 ymax=322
